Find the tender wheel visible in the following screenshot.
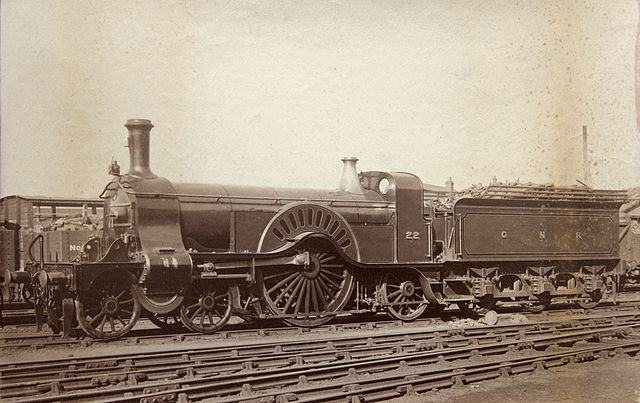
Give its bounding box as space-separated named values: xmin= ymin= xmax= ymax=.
xmin=523 ymin=293 xmax=551 ymax=313
xmin=76 ymin=271 xmax=141 ymax=339
xmin=459 ymin=296 xmax=496 ymax=317
xmin=147 ymin=310 xmax=182 ymax=331
xmin=577 ymin=289 xmax=604 ymax=309
xmin=259 ymin=239 xmax=355 ymax=327
xmin=380 ymin=271 xmax=428 ymax=321
xmin=179 ymin=282 xmax=234 ymax=334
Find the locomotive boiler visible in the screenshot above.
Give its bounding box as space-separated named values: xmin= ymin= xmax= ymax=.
xmin=33 ymin=119 xmax=626 ymax=339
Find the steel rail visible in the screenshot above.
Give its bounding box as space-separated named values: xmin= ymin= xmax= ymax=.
xmin=2 ymin=314 xmax=639 ymax=402
xmin=2 ymin=300 xmax=640 ymax=349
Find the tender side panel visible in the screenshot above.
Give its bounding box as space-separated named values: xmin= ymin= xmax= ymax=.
xmin=455 ymin=198 xmax=619 ymax=261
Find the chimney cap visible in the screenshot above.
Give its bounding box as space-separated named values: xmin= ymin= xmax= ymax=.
xmin=125 ymin=119 xmax=154 ymax=127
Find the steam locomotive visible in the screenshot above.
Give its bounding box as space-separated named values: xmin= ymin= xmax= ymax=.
xmin=22 ymin=119 xmax=627 ymax=339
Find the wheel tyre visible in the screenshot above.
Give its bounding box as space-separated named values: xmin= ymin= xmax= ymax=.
xmin=147 ymin=310 xmax=183 ymax=331
xmin=179 ymin=284 xmax=234 ymax=334
xmin=260 ymin=240 xmax=354 ymax=327
xmin=380 ymin=271 xmax=428 ymax=321
xmin=75 ymin=272 xmax=141 ymax=339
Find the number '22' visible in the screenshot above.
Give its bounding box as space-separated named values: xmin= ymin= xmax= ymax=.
xmin=405 ymin=231 xmax=420 ymax=240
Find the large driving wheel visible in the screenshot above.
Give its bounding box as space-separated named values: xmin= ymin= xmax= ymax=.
xmin=380 ymin=271 xmax=428 ymax=321
xmin=76 ymin=271 xmax=141 ymax=339
xmin=179 ymin=282 xmax=234 ymax=334
xmin=260 ymin=239 xmax=355 ymax=327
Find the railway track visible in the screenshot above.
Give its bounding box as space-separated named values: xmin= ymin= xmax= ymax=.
xmin=2 ymin=300 xmax=640 ymax=351
xmin=1 ymin=307 xmax=639 ymax=402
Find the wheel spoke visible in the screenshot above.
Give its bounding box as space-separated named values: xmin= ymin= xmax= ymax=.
xmin=304 ymin=279 xmax=311 ymax=314
xmin=90 ymin=311 xmax=105 ymax=326
xmin=321 ymin=269 xmax=345 ymax=280
xmin=294 ymin=279 xmax=308 ymax=315
xmin=267 ymin=271 xmax=298 ymax=295
xmin=319 ymin=255 xmax=336 ymax=263
xmin=319 ymin=272 xmax=341 ymax=291
xmin=274 ymin=275 xmax=302 ymax=306
xmin=263 ymin=270 xmax=295 ymax=281
xmin=316 ymin=276 xmax=334 ymax=300
xmin=285 ymin=278 xmax=305 ymax=314
xmin=314 ymin=279 xmax=329 ymax=309
xmin=388 ymin=289 xmax=402 ymax=299
xmin=190 ymin=307 xmax=203 ymax=322
xmin=213 ymin=293 xmax=227 ymax=301
xmin=310 ymin=279 xmax=320 ymax=313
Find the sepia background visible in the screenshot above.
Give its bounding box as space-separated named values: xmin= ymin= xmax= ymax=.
xmin=1 ymin=0 xmax=639 ymax=198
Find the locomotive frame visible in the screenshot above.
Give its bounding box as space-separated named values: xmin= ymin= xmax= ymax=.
xmin=24 ymin=119 xmax=627 ymax=339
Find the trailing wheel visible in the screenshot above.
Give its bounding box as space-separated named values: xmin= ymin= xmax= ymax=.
xmin=380 ymin=271 xmax=428 ymax=321
xmin=259 ymin=239 xmax=355 ymax=327
xmin=76 ymin=271 xmax=141 ymax=339
xmin=179 ymin=282 xmax=234 ymax=334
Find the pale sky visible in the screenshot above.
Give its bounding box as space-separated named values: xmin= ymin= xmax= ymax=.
xmin=1 ymin=1 xmax=639 ymax=198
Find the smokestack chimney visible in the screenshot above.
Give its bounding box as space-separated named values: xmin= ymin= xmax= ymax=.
xmin=338 ymin=157 xmax=365 ymax=194
xmin=124 ymin=119 xmax=156 ymax=178
xmin=445 ymin=177 xmax=454 ymax=198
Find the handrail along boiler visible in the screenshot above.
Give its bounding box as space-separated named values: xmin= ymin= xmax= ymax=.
xmin=34 ymin=119 xmax=626 ymax=339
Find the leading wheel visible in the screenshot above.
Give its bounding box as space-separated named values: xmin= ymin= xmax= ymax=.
xmin=259 ymin=239 xmax=355 ymax=327
xmin=380 ymin=271 xmax=428 ymax=321
xmin=179 ymin=282 xmax=234 ymax=334
xmin=76 ymin=271 xmax=141 ymax=339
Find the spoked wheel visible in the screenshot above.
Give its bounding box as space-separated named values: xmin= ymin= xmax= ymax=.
xmin=76 ymin=271 xmax=141 ymax=339
xmin=523 ymin=293 xmax=551 ymax=313
xmin=380 ymin=271 xmax=428 ymax=321
xmin=577 ymin=289 xmax=604 ymax=309
xmin=259 ymin=239 xmax=355 ymax=327
xmin=179 ymin=282 xmax=234 ymax=334
xmin=147 ymin=310 xmax=182 ymax=331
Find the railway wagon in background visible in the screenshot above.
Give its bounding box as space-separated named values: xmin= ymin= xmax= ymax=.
xmin=20 ymin=119 xmax=628 ymax=339
xmin=0 ymin=196 xmax=102 ymax=307
xmin=618 ymin=190 xmax=640 ymax=288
